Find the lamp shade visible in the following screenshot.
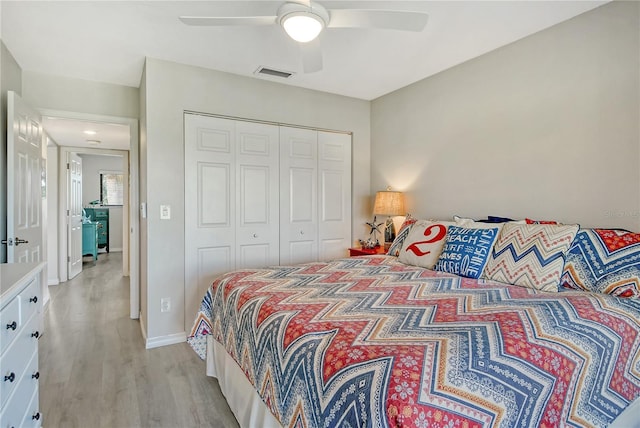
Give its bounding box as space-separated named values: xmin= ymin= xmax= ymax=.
xmin=373 ymin=190 xmax=405 ymax=216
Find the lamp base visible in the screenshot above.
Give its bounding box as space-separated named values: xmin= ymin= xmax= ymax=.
xmin=384 ymin=217 xmax=396 ymax=244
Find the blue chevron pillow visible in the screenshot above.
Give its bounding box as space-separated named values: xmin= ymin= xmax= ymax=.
xmin=434 ymin=225 xmax=499 ymax=279
xmin=483 ymin=223 xmax=579 ymax=292
xmin=387 ymin=214 xmax=417 ymax=256
xmin=561 ymin=229 xmax=640 ymax=298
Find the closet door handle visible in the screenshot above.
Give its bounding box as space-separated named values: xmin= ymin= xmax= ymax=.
xmin=4 ymin=372 xmax=15 ymax=382
xmin=29 ymin=296 xmax=38 ymax=303
xmin=32 ymin=412 xmax=41 ymax=421
xmin=6 ymin=321 xmax=17 ymax=330
xmin=32 ymin=371 xmax=40 ymax=380
xmin=31 ymin=331 xmax=40 ymax=339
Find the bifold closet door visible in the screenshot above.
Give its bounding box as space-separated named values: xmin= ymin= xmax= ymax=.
xmin=318 ymin=131 xmax=351 ymax=261
xmin=280 ymin=127 xmax=351 ymax=264
xmin=185 ymin=114 xmax=279 ymax=325
xmin=280 ymin=126 xmax=318 ymax=265
xmin=235 ymin=121 xmax=279 ymax=269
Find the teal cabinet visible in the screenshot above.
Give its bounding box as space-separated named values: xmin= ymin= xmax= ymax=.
xmin=82 ymin=222 xmax=98 ymax=260
xmin=84 ymin=208 xmax=109 ymax=252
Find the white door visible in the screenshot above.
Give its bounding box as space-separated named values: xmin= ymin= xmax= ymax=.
xmin=235 ymin=121 xmax=279 ymax=269
xmin=185 ymin=114 xmax=280 ymax=326
xmin=67 ymin=153 xmax=83 ymax=279
xmin=280 ymin=126 xmax=318 ymax=265
xmin=185 ymin=115 xmax=237 ymax=325
xmin=318 ymin=131 xmax=351 ymax=261
xmin=6 ymin=91 xmax=43 ymax=263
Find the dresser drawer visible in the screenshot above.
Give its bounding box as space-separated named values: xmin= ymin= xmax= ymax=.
xmin=19 ymin=381 xmax=41 ymax=428
xmin=0 ymin=298 xmax=20 ymax=355
xmin=20 ymin=278 xmax=41 ymax=328
xmin=0 ymin=352 xmax=38 ymax=428
xmin=0 ymin=313 xmax=39 ymax=410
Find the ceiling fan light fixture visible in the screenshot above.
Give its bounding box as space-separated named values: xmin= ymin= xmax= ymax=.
xmin=282 ymin=12 xmax=324 ymax=43
xmin=278 ymin=2 xmax=328 ymax=43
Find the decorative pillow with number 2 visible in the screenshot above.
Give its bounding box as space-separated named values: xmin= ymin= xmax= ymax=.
xmin=398 ymin=220 xmax=456 ymax=269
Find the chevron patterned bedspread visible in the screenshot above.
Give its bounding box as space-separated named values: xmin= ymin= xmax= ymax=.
xmin=187 ymin=255 xmax=640 ymax=428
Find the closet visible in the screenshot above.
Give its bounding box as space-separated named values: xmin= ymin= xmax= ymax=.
xmin=184 ymin=114 xmax=351 ymax=320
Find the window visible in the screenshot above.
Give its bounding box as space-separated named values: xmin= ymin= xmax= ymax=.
xmin=100 ymin=173 xmax=124 ymax=206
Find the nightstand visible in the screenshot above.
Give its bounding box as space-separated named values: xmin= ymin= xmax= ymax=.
xmin=348 ymin=246 xmax=387 ymax=257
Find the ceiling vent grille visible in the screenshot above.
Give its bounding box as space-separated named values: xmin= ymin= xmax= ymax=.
xmin=255 ymin=67 xmax=294 ymax=79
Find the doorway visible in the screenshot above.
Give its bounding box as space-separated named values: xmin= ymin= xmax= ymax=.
xmin=41 ymin=110 xmax=140 ymax=320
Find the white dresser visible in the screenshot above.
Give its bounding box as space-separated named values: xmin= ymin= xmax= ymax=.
xmin=0 ymin=262 xmax=45 ymax=428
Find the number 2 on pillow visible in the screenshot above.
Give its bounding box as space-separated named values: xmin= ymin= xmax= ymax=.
xmin=405 ymin=224 xmax=447 ymax=256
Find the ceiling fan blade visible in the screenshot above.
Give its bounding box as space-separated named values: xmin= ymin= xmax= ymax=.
xmin=179 ymin=16 xmax=277 ymax=27
xmin=327 ymin=9 xmax=428 ymax=32
xmin=301 ymin=38 xmax=323 ymax=73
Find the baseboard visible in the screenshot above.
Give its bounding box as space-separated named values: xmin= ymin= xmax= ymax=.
xmin=47 ymin=278 xmax=60 ymax=286
xmin=145 ymin=332 xmax=186 ymax=349
xmin=109 ymin=248 xmax=123 ymax=252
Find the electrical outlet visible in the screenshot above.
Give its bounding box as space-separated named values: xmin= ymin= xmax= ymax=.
xmin=161 ymin=297 xmax=171 ymax=313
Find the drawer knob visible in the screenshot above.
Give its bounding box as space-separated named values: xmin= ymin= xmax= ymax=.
xmin=31 ymin=331 xmax=40 ymax=339
xmin=32 ymin=412 xmax=41 ymax=421
xmin=4 ymin=372 xmax=15 ymax=382
xmin=6 ymin=321 xmax=17 ymax=330
xmin=29 ymin=296 xmax=38 ymax=303
xmin=32 ymin=371 xmax=40 ymax=380
xmin=253 ymin=233 xmax=258 ymax=238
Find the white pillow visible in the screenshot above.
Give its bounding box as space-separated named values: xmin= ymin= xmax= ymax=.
xmin=454 ymin=216 xmax=506 ymax=231
xmin=398 ymin=220 xmax=456 ymax=269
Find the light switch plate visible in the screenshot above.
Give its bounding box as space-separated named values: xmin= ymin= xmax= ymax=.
xmin=160 ymin=204 xmax=171 ymax=220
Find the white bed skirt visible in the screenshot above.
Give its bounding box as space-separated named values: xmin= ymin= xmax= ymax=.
xmin=610 ymin=395 xmax=640 ymax=428
xmin=206 ymin=335 xmax=283 ymax=428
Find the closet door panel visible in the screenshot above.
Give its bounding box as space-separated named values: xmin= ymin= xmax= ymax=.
xmin=280 ymin=127 xmax=318 ymax=265
xmin=318 ymin=132 xmax=351 ymax=261
xmin=185 ymin=115 xmax=236 ymax=325
xmin=199 ymin=163 xmax=231 ymax=226
xmin=236 ymin=121 xmax=280 ymax=269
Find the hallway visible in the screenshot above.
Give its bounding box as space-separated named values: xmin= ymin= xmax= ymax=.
xmin=40 ymin=253 xmax=239 ymax=427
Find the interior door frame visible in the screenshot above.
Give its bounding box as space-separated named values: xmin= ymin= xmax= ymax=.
xmin=41 ymin=109 xmax=140 ymax=320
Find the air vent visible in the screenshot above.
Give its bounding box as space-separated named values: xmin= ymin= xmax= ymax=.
xmin=255 ymin=67 xmax=294 ymax=79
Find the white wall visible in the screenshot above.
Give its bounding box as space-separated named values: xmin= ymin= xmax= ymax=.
xmin=79 ymin=154 xmax=124 ymax=252
xmin=141 ymin=59 xmax=371 ymax=343
xmin=371 ymin=1 xmax=640 ymax=231
xmin=22 ymin=71 xmax=139 ymax=119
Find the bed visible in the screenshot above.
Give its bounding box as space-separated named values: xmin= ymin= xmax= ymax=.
xmin=188 ymin=254 xmax=640 ymax=428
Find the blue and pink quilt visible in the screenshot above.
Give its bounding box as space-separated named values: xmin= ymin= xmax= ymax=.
xmin=188 ymin=255 xmax=640 ymax=427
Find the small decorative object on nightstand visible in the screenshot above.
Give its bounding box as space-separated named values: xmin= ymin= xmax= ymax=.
xmin=349 ymin=246 xmax=387 ymax=257
xmin=364 ymin=216 xmax=384 ymax=248
xmin=373 ymin=187 xmax=405 ymax=245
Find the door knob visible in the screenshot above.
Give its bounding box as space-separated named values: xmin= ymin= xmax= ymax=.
xmin=14 ymin=237 xmax=29 ymax=246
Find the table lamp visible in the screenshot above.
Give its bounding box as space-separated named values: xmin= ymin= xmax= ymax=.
xmin=373 ymin=188 xmax=405 ymax=245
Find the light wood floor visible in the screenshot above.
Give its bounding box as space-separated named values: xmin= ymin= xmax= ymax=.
xmin=40 ymin=252 xmax=240 ymax=428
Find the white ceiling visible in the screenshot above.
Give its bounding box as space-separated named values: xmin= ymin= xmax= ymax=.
xmin=2 ymin=1 xmax=607 ymax=102
xmin=43 ymin=117 xmax=131 ymax=151
xmin=3 ymin=1 xmax=608 ymax=151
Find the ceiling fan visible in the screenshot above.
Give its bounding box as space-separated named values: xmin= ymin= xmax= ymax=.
xmin=179 ymin=1 xmax=429 ymax=74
